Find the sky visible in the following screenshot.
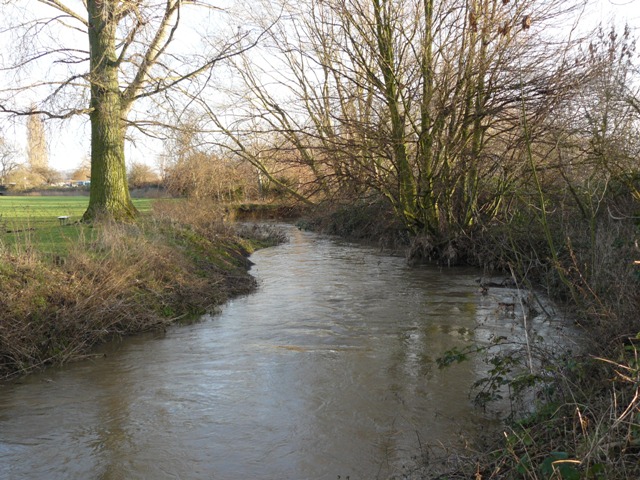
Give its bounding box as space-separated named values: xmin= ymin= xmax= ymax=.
xmin=1 ymin=0 xmax=639 ymax=174
xmin=592 ymin=0 xmax=639 ymax=20
xmin=588 ymin=0 xmax=640 ymax=36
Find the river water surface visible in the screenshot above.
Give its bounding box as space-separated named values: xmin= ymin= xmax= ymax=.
xmin=0 ymin=227 xmax=574 ymax=479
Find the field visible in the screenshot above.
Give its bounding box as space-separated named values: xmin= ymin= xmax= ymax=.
xmin=0 ymin=196 xmax=154 ymax=254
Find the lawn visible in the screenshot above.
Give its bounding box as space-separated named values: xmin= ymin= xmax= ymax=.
xmin=0 ymin=196 xmax=154 ymax=254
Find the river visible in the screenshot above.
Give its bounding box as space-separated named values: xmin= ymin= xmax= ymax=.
xmin=0 ymin=226 xmax=575 ymax=479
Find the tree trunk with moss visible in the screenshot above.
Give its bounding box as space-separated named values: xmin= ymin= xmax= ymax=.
xmin=83 ymin=0 xmax=138 ymax=221
xmin=373 ymin=0 xmax=419 ymax=231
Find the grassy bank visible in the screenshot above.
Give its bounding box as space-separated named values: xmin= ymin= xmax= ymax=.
xmin=0 ymin=196 xmax=154 ymax=254
xmin=0 ymin=197 xmax=284 ymax=380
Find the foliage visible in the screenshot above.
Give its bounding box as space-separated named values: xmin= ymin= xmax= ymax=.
xmin=298 ymin=196 xmax=409 ymax=250
xmin=128 ymin=162 xmax=160 ymax=189
xmin=434 ymin=305 xmax=640 ymax=480
xmin=70 ymin=161 xmax=91 ymax=182
xmin=163 ymin=151 xmax=259 ymax=201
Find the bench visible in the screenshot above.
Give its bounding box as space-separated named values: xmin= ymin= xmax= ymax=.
xmin=57 ymin=216 xmax=71 ymax=225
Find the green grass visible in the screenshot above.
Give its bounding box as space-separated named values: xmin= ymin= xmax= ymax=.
xmin=0 ymin=196 xmax=154 ymax=254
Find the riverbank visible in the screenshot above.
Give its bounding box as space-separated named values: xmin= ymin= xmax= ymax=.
xmin=0 ymin=199 xmax=285 ymax=380
xmin=300 ymin=197 xmax=640 ymax=479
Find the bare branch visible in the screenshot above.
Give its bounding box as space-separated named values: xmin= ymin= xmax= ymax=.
xmin=0 ymin=104 xmax=91 ymax=119
xmin=36 ymin=0 xmax=88 ymax=27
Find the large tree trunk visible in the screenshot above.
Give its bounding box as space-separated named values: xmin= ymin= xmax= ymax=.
xmin=83 ymin=0 xmax=137 ymax=222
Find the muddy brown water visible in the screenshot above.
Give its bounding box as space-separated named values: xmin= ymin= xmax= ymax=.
xmin=0 ymin=226 xmax=576 ymax=479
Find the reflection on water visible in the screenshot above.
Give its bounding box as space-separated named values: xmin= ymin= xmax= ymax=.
xmin=0 ymin=227 xmax=575 ymax=479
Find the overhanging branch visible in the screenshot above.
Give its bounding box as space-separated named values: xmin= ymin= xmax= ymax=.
xmin=0 ymin=104 xmax=92 ymax=119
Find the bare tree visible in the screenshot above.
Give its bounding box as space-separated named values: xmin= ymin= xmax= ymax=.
xmin=543 ymin=24 xmax=640 ymax=223
xmin=128 ymin=161 xmax=159 ymax=189
xmin=212 ymin=0 xmax=589 ymax=235
xmin=0 ymin=136 xmax=21 ymax=185
xmin=70 ymin=157 xmax=92 ymax=182
xmin=0 ymin=1 xmax=260 ymax=220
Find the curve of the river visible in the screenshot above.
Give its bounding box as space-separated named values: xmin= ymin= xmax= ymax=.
xmin=0 ymin=226 xmax=575 ymax=479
